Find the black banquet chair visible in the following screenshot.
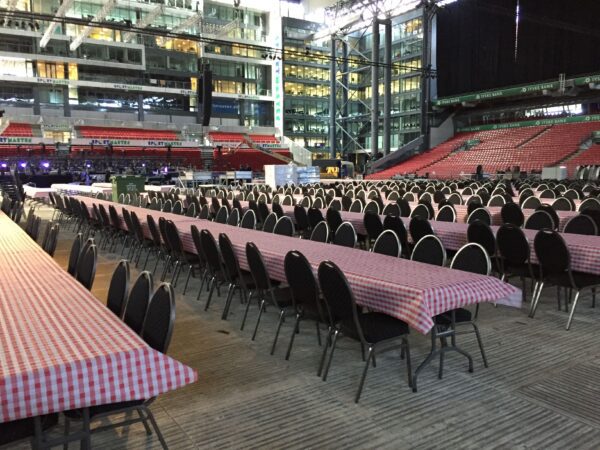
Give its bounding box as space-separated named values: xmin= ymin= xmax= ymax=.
xmin=310 ymin=221 xmax=330 ymax=243
xmin=500 ymin=202 xmax=524 ymax=227
xmin=411 ymin=235 xmax=446 ymax=266
xmin=333 ymin=222 xmax=357 ymax=248
xmin=467 ymin=208 xmax=492 ymax=226
xmin=317 ymin=260 xmax=412 ymax=403
xmin=262 ymin=212 xmax=278 ymax=233
xmin=530 ymin=230 xmax=600 ymax=330
xmin=106 ymin=259 xmax=130 ymax=318
xmin=409 ymin=216 xmax=434 ymax=245
xmin=284 ymin=250 xmax=329 ymax=361
xmin=123 ymin=271 xmax=154 ymax=334
xmin=563 ymin=214 xmax=597 ymax=235
xmin=496 ymin=224 xmax=536 ymax=302
xmin=273 ymin=215 xmax=295 ymax=236
xmin=63 ymin=282 xmax=176 ymax=449
xmin=524 ymin=210 xmax=554 ymax=231
xmin=75 ymin=244 xmax=97 ymax=291
xmin=372 ymin=229 xmax=401 ymax=257
xmin=240 ymin=209 xmax=257 ymax=229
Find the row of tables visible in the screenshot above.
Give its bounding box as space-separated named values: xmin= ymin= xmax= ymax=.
xmin=77 ymin=195 xmax=522 ymax=335
xmin=0 ymin=210 xmax=197 ymax=425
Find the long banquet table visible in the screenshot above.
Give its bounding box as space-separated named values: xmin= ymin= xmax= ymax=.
xmin=77 ymin=196 xmax=522 ymax=335
xmin=0 ymin=211 xmax=197 ymax=424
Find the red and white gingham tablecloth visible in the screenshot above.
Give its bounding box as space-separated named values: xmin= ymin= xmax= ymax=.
xmin=77 ymin=196 xmax=522 ymax=336
xmin=0 ymin=212 xmax=197 ymax=423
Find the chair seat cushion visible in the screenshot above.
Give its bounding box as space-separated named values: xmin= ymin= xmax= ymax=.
xmin=435 ymin=308 xmax=472 ymax=325
xmin=340 ymin=312 xmax=409 ymax=343
xmin=64 ymin=400 xmax=145 ymax=420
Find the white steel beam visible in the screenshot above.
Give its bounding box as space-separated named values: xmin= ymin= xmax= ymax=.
xmin=69 ymin=0 xmax=117 ymax=51
xmin=39 ymin=0 xmax=76 ymax=48
xmin=122 ymin=4 xmax=164 ymax=42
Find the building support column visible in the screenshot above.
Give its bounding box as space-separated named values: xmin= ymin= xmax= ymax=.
xmin=383 ymin=19 xmax=392 ymax=156
xmin=371 ymin=21 xmax=380 ymax=156
xmin=341 ymin=40 xmax=349 ymax=157
xmin=137 ymin=94 xmax=144 ymax=121
xmin=329 ymin=38 xmax=337 ymax=158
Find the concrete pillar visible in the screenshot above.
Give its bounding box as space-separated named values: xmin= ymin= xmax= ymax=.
xmin=329 ymin=38 xmax=337 ymax=158
xmin=383 ymin=19 xmax=392 ymax=155
xmin=341 ymin=40 xmax=349 ymax=156
xmin=137 ymin=93 xmax=144 ymax=121
xmin=371 ymin=21 xmax=380 ymax=156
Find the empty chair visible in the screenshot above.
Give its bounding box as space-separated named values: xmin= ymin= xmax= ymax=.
xmin=123 ymin=271 xmax=154 ymax=334
xmin=349 ymin=199 xmax=363 ymax=212
xmin=363 ymin=201 xmax=380 ymax=214
xmin=227 ymin=208 xmax=240 ymax=226
xmin=496 ymin=224 xmax=535 ymax=302
xmin=467 ymin=208 xmax=492 ymax=226
xmin=262 ymin=212 xmax=278 ymax=233
xmin=411 ymin=235 xmax=446 ymax=266
xmin=214 ymin=206 xmax=229 ymax=224
xmin=240 ymin=209 xmax=257 ymax=229
xmin=524 ymin=210 xmax=554 ymax=230
xmin=67 ymin=233 xmax=83 ymax=276
xmin=552 ymin=197 xmax=573 ymax=211
xmin=435 ymin=204 xmax=456 ymax=222
xmin=200 ymin=229 xmax=226 ymax=311
xmin=447 ymin=192 xmax=463 ymax=205
xmin=106 ymin=260 xmax=130 ymax=317
xmin=382 ymin=203 xmax=400 ymax=216
xmin=531 ymin=230 xmax=600 ymax=330
xmin=521 ymin=196 xmax=541 ymax=210
xmin=467 ymin=220 xmax=496 ymax=259
xmin=536 ymin=204 xmax=559 ymax=230
xmin=242 ymin=242 xmax=293 ymax=354
xmin=539 ymin=189 xmax=555 ymax=199
xmin=487 ymin=195 xmax=505 ymax=207
xmin=333 ymin=222 xmax=357 ymax=248
xmin=312 ymin=197 xmax=324 ymax=209
xmin=272 ymin=202 xmax=285 ymax=218
xmin=63 ymin=282 xmax=174 ymax=448
xmin=326 ymin=208 xmax=343 ymax=240
xmin=317 ymin=260 xmax=412 ymax=403
xmin=579 ymin=197 xmax=600 ymax=211
xmin=410 ymin=203 xmax=430 ymax=220
xmin=372 ymin=229 xmax=401 ymax=257
xmin=162 ymin=199 xmax=172 ymax=213
xmin=219 ymin=233 xmax=254 ymax=320
xmin=563 ymin=214 xmax=597 ymax=235
xmin=76 ymin=244 xmax=97 ymax=291
xmin=273 ymin=216 xmax=295 ymax=237
xmin=409 ymin=216 xmax=434 ymax=244
xmin=500 ymin=202 xmax=524 ymax=227
xmin=310 ymin=221 xmax=330 ymax=243
xmin=397 ymin=199 xmax=411 ymax=217
xmin=383 ymin=215 xmax=409 ymax=258
xmin=172 ymin=200 xmax=183 ymax=215
xmin=307 ymin=207 xmax=324 ymax=230
xmin=199 ymin=204 xmax=210 ymax=219
xmin=284 ymin=250 xmax=329 ymax=360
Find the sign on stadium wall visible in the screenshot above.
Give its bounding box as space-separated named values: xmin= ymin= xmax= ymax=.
xmin=456 ymin=115 xmax=600 ymax=132
xmin=434 ymin=72 xmax=600 ymax=106
xmin=70 ymin=138 xmax=200 ymax=148
xmin=0 ymin=137 xmax=54 ymax=145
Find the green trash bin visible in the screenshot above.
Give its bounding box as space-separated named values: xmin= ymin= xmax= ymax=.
xmin=111 ymin=176 xmax=145 ymax=202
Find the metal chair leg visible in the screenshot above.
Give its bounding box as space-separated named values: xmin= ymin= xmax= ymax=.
xmin=221 ymin=283 xmax=235 ymax=320
xmin=285 ymin=313 xmax=302 ymax=360
xmin=403 ymin=339 xmax=413 ymax=388
xmin=322 ymin=329 xmax=339 ymax=381
xmin=270 ymin=309 xmax=286 ymax=355
xmin=528 ymin=281 xmax=543 ymax=318
xmin=317 ymin=328 xmax=332 ymax=377
xmin=566 ymin=290 xmax=581 ymax=330
xmin=144 ymin=407 xmax=168 ymax=450
xmin=251 ymin=299 xmax=266 ymax=341
xmin=204 ymin=276 xmax=216 ymax=311
xmin=240 ymin=291 xmax=254 ymax=330
xmin=355 ymin=346 xmax=374 ymax=403
xmin=137 ymin=408 xmax=152 ymax=435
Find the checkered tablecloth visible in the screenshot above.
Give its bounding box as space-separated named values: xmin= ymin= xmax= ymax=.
xmin=0 ymin=211 xmax=197 ymax=423
xmin=77 ymin=197 xmax=522 ymax=336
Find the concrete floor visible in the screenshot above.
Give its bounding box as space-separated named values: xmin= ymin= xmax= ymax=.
xmin=6 ymin=203 xmax=600 ymax=449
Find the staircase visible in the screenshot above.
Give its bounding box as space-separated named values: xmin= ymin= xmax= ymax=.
xmin=517 ymin=126 xmax=552 ymax=148
xmin=0 ymin=119 xmax=9 ymax=136
xmin=200 ymin=147 xmax=214 ymax=170
xmin=557 ymin=137 xmax=594 ymax=164
xmin=243 ymin=134 xmax=295 ymax=164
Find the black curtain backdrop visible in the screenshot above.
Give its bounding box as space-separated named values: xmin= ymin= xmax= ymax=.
xmin=437 ymin=0 xmax=600 ymax=97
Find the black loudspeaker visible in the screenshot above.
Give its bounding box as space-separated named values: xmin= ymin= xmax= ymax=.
xmin=201 ymin=69 xmax=212 ymax=126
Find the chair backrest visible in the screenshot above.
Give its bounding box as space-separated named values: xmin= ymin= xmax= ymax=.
xmin=246 ymin=242 xmax=272 ymax=291
xmin=199 ymin=204 xmax=210 ymax=219
xmin=410 ymin=203 xmax=430 ymax=220
xmin=487 ymin=195 xmax=506 ymax=207
xmin=383 ymin=215 xmax=408 ymax=254
xmin=312 ymin=197 xmax=324 ymax=209
xmin=536 ymin=204 xmax=559 ymax=230
xmin=435 ymin=204 xmax=456 ymax=222
xmin=124 ymin=271 xmax=154 ymax=334
xmin=333 ymin=222 xmax=357 ymax=248
xmin=326 ymin=208 xmax=343 ymax=235
xmin=500 ymin=202 xmax=524 ymax=227
xmin=107 ymin=259 xmax=130 ymax=317
xmin=162 ymin=199 xmax=172 ymax=213
xmin=349 ymin=199 xmax=363 ymax=212
xmin=310 ymin=221 xmax=330 ymax=242
xmin=67 ymin=233 xmax=83 ymax=276
xmin=317 ymin=261 xmax=364 ymax=342
xmin=409 ymin=216 xmax=434 ymax=244
xmin=524 ymin=210 xmax=554 ymax=230
xmin=467 ymin=220 xmax=496 ymax=256
xmin=467 ymin=207 xmax=492 ymax=225
xmin=293 ymin=205 xmax=309 ymax=232
xmin=215 ymin=206 xmax=229 ymax=224
xmin=579 ymin=197 xmax=600 ymax=212
xmin=141 ymin=282 xmax=176 ymax=353
xmin=363 ymin=200 xmax=380 ymax=215
xmin=240 ymin=209 xmax=257 ymax=229
xmin=273 ymin=215 xmax=295 ymax=236
xmin=551 ymin=197 xmax=572 ymax=211
xmin=227 ymin=207 xmax=240 ymax=226
xmin=200 ymin=229 xmax=222 ymax=274
xmin=521 ymin=196 xmax=541 ymax=210
xmin=262 ymin=212 xmax=278 ymax=233
xmin=165 ymin=219 xmax=184 ymax=255
xmin=447 ymin=192 xmax=463 ymax=205
xmin=450 ymin=243 xmax=491 ymax=275
xmin=381 ymin=203 xmax=400 ymax=217
xmin=307 ymin=207 xmax=324 ymax=229
xmin=411 ymin=235 xmax=446 ymax=266
xmin=497 ymin=223 xmax=530 ymax=266
xmin=44 ymin=223 xmax=60 ymax=256
xmin=219 ymin=233 xmax=243 ymax=283
xmin=372 ymin=229 xmax=401 ymax=257
xmin=172 ymin=200 xmax=183 ymax=215
xmin=76 ymin=244 xmax=97 ymax=290
xmin=534 ymin=229 xmax=570 ymax=277
xmin=563 ymin=214 xmax=598 ymax=235
xmin=284 ymin=250 xmax=325 ymax=320
xmin=363 ymin=211 xmax=383 ymax=240
xmin=258 ymin=202 xmax=270 ymax=223
xmin=397 ymin=198 xmax=411 ymax=217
